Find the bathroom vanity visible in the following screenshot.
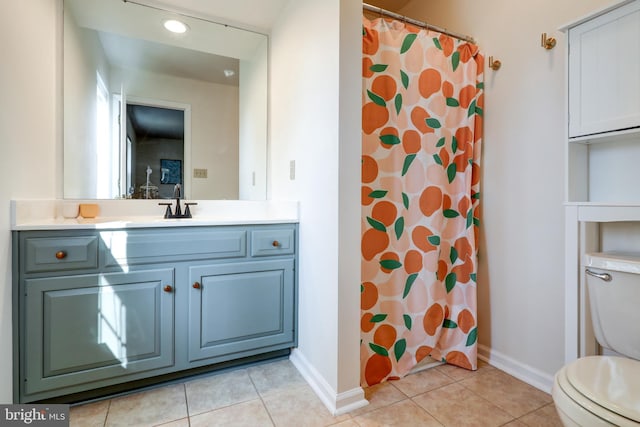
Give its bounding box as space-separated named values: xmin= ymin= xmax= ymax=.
xmin=11 ymin=200 xmax=299 ymax=403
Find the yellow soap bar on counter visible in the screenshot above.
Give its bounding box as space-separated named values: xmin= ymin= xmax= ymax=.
xmin=79 ymin=203 xmax=99 ymax=218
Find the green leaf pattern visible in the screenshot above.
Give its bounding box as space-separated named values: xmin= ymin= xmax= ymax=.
xmin=362 ymin=18 xmax=482 ymax=385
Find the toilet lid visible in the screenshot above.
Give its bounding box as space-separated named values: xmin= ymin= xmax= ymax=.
xmin=566 ymin=356 xmax=640 ymax=422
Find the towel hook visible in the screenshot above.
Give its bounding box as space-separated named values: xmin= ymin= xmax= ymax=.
xmin=541 ymin=33 xmax=556 ymax=50
xmin=489 ymin=56 xmax=501 ymax=71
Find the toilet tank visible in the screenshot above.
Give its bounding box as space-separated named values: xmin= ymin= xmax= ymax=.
xmin=585 ymin=252 xmax=640 ymax=360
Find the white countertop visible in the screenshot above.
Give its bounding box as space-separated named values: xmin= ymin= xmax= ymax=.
xmin=11 ymin=199 xmax=299 ymax=231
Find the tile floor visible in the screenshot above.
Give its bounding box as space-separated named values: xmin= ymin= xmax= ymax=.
xmin=69 ymin=358 xmax=563 ymax=427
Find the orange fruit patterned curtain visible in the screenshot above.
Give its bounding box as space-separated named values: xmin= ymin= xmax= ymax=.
xmin=361 ymin=16 xmax=484 ymax=386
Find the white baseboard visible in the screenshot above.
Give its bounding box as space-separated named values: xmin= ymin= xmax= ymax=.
xmin=478 ymin=344 xmax=556 ymax=394
xmin=289 ymin=349 xmax=368 ymax=415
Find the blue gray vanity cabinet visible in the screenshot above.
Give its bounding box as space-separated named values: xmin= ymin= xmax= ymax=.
xmin=188 ymin=259 xmax=294 ymax=362
xmin=23 ymin=269 xmax=175 ymax=396
xmin=13 ymin=224 xmax=298 ymax=403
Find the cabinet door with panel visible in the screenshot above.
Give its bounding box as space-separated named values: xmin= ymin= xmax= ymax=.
xmin=22 ymin=269 xmax=175 ymax=397
xmin=568 ymin=0 xmax=640 ymax=137
xmin=188 ymin=259 xmax=295 ymax=363
xmin=14 ymin=223 xmax=298 ymax=402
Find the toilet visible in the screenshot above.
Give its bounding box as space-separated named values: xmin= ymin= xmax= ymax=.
xmin=552 ymin=253 xmax=640 ymax=426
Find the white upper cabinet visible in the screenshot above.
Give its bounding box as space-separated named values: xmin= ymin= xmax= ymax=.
xmin=568 ymin=0 xmax=640 ymax=138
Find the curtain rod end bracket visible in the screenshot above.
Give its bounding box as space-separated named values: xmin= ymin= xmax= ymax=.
xmin=541 ymin=33 xmax=557 ymax=50
xmin=489 ymin=56 xmax=501 ymax=71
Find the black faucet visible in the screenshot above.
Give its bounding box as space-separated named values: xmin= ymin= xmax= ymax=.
xmin=173 ymin=183 xmax=183 ymax=216
xmin=158 ymin=184 xmax=197 ymax=218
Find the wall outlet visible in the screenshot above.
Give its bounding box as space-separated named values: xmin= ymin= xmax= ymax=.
xmin=193 ymin=168 xmax=208 ymax=178
xmin=289 ymin=160 xmax=295 ymax=180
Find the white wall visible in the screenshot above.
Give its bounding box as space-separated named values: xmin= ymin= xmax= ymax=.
xmin=336 ymin=0 xmax=362 ymax=395
xmin=395 ymin=0 xmax=620 ymax=389
xmin=0 ymin=0 xmax=61 ymax=403
xmin=239 ymin=38 xmax=268 ymax=200
xmin=63 ymin=11 xmax=110 ymax=198
xmin=270 ymin=0 xmax=363 ymax=413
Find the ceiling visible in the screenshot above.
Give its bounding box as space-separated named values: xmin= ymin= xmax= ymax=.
xmin=97 ymin=31 xmax=240 ymax=86
xmin=148 ymin=0 xmax=290 ymax=32
xmin=150 ymin=0 xmax=412 ymax=31
xmin=127 ymin=104 xmax=185 ymax=140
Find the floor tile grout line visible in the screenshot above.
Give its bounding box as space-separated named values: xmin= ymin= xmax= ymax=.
xmin=185 ymin=398 xmax=269 ymax=426
xmin=508 ymin=401 xmax=558 ymax=425
xmin=72 ymin=359 xmax=558 ymax=426
xmin=351 ymin=377 xmax=456 ymax=422
xmin=103 ymin=399 xmax=111 ymax=427
xmin=182 ymin=383 xmax=191 ymax=427
xmin=455 ymin=379 xmax=514 ymax=415
xmin=357 ymin=366 xmax=555 ymax=427
xmin=405 ymin=383 xmax=473 ymax=427
xmin=181 ymin=370 xmax=268 ymax=422
xmin=246 ymin=368 xmax=277 ymax=427
xmin=102 ymin=398 xmax=112 ymax=427
xmin=452 ymin=376 xmax=533 ymax=422
xmin=390 ymin=375 xmax=459 ymax=399
xmin=353 ymin=392 xmax=448 ymax=427
xmin=416 ymin=407 xmax=447 ymax=427
xmin=404 ymin=368 xmax=549 ymax=426
xmin=454 ymin=371 xmax=553 ymax=419
xmin=407 ymin=386 xmax=517 ymax=427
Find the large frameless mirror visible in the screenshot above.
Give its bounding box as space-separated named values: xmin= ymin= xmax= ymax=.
xmin=63 ymin=0 xmax=268 ymax=200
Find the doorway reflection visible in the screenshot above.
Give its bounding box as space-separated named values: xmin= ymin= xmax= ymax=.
xmin=125 ymin=103 xmax=185 ymax=199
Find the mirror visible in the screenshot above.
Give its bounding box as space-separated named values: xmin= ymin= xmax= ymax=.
xmin=63 ymin=0 xmax=268 ymax=200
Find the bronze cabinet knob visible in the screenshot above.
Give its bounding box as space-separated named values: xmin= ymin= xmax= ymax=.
xmin=193 ymin=282 xmax=201 ymax=289
xmin=164 ymin=285 xmax=173 ymax=293
xmin=272 ymin=241 xmax=280 ymax=247
xmin=55 ymin=251 xmax=67 ymax=260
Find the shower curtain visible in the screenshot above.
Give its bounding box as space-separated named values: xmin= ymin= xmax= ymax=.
xmin=361 ymin=16 xmax=483 ymax=386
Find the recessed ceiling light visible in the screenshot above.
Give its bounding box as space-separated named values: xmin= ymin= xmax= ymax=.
xmin=163 ymin=19 xmax=189 ymax=34
xmin=224 ymin=69 xmax=235 ymax=77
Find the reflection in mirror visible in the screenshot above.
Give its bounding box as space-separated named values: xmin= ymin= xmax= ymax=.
xmin=63 ymin=0 xmax=268 ymax=200
xmin=127 ymin=101 xmax=186 ymax=199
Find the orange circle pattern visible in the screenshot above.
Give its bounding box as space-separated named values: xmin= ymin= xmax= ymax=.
xmin=361 ymin=17 xmax=483 ymax=387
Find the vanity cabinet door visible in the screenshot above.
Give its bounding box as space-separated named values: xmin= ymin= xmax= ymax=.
xmin=188 ymin=260 xmax=295 ymax=363
xmin=568 ymin=0 xmax=640 ymax=137
xmin=22 ymin=269 xmax=175 ymax=397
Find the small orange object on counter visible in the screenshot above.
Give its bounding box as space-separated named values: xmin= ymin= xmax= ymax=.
xmin=78 ymin=203 xmax=99 ymax=218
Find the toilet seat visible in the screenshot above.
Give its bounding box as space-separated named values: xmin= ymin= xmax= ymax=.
xmin=554 ymin=356 xmax=640 ymax=426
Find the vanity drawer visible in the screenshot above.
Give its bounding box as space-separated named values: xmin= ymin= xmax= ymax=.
xmin=24 ymin=236 xmax=99 ymax=273
xmin=103 ymin=228 xmax=247 ymax=266
xmin=251 ymin=227 xmax=295 ymax=257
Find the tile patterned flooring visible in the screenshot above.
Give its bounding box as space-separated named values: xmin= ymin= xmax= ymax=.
xmin=69 ymin=359 xmax=563 ymax=427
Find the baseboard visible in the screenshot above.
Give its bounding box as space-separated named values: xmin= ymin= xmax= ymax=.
xmin=289 ymin=349 xmax=368 ymax=415
xmin=478 ymin=344 xmax=555 ymax=394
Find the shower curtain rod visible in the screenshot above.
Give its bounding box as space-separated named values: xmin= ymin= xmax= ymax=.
xmin=362 ymin=3 xmax=475 ymax=44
